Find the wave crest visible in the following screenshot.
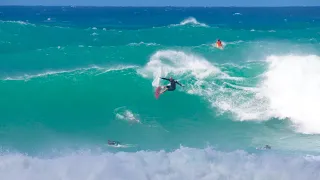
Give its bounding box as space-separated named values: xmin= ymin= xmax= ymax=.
xmin=2 ymin=65 xmax=138 ymax=81
xmin=138 ymin=50 xmax=223 ymax=87
xmin=260 ymin=55 xmax=320 ymax=134
xmin=171 ymin=17 xmax=208 ymax=27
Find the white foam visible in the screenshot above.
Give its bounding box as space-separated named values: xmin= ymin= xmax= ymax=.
xmin=172 ymin=17 xmax=208 ymax=27
xmin=138 ymin=50 xmax=260 ymax=121
xmin=138 ymin=49 xmax=274 ymax=124
xmin=207 ymin=83 xmax=269 ymax=121
xmin=233 ymin=12 xmax=242 ymax=15
xmin=128 ymin=42 xmax=159 ymax=46
xmin=0 ymin=20 xmax=35 ymax=26
xmin=94 ymin=65 xmax=138 ymax=76
xmin=214 ymin=54 xmax=320 ymax=134
xmin=141 ymin=51 xmax=320 ymax=134
xmin=114 ymin=107 xmax=141 ymax=124
xmin=2 ymin=65 xmax=137 ymax=81
xmin=222 ymin=40 xmax=244 ymax=46
xmin=138 ymin=50 xmax=224 ymax=87
xmin=0 ymin=147 xmax=319 ymax=180
xmin=260 ymin=55 xmax=320 ymax=134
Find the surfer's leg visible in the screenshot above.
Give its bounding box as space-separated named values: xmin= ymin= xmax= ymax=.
xmin=166 ymin=85 xmax=176 ymax=91
xmin=160 ymin=86 xmax=170 ymax=94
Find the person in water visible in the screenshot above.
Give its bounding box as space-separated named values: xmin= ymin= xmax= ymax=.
xmin=160 ymin=77 xmax=184 ymax=94
xmin=256 ymin=144 xmax=271 ymax=150
xmin=264 ymin=145 xmax=271 ymax=149
xmin=216 ymin=39 xmax=223 ymax=48
xmin=108 ymin=140 xmax=120 ymax=146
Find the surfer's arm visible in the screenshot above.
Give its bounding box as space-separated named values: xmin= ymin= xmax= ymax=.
xmin=176 ymin=81 xmax=184 ymax=87
xmin=160 ymin=77 xmax=170 ymax=81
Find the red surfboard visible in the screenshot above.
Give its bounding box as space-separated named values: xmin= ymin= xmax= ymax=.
xmin=155 ymin=86 xmax=162 ymax=99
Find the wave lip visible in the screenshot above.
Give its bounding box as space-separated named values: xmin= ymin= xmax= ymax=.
xmin=260 ymin=54 xmax=320 ymax=134
xmin=209 ymin=54 xmax=320 ymax=134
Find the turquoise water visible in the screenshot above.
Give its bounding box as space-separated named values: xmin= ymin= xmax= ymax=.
xmin=1 ymin=6 xmax=320 ymax=180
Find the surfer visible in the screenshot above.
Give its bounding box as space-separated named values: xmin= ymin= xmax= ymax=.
xmin=160 ymin=77 xmax=184 ymax=94
xmin=108 ymin=140 xmax=120 ymax=146
xmin=264 ymin=145 xmax=271 ymax=149
xmin=256 ymin=145 xmax=271 ymax=150
xmin=216 ymin=39 xmax=223 ymax=48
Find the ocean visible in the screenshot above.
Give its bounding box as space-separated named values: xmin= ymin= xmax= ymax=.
xmin=1 ymin=6 xmax=320 ymax=180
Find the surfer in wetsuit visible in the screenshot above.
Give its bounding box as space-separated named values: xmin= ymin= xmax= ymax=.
xmin=264 ymin=145 xmax=271 ymax=149
xmin=160 ymin=77 xmax=184 ymax=94
xmin=256 ymin=144 xmax=271 ymax=150
xmin=108 ymin=140 xmax=120 ymax=146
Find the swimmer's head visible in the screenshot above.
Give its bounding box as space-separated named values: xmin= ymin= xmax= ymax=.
xmin=265 ymin=145 xmax=271 ymax=149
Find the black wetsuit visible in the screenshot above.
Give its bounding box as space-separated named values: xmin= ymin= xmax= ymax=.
xmin=108 ymin=140 xmax=120 ymax=145
xmin=161 ymin=77 xmax=183 ymax=91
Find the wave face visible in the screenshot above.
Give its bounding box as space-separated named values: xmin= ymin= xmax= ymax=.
xmin=1 ymin=6 xmax=320 ymax=180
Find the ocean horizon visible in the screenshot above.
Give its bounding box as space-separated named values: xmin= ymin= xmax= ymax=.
xmin=1 ymin=5 xmax=320 ymax=7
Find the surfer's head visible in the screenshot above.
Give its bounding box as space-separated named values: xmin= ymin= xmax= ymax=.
xmin=170 ymin=77 xmax=173 ymax=81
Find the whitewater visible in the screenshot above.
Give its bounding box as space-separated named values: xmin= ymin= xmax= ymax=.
xmin=1 ymin=6 xmax=320 ymax=180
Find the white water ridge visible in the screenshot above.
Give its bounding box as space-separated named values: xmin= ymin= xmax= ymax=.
xmin=1 ymin=147 xmax=320 ymax=180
